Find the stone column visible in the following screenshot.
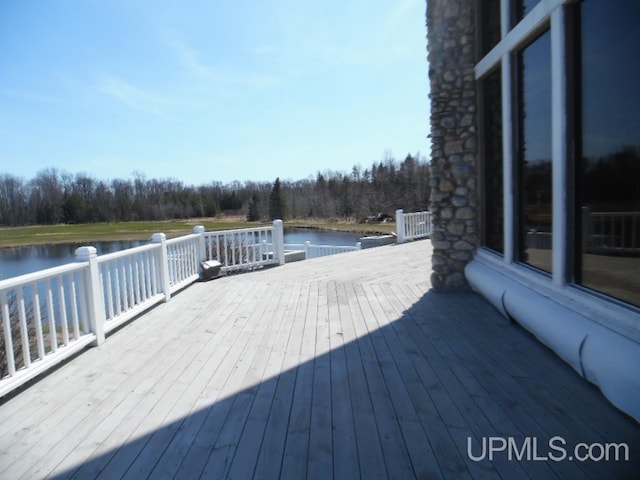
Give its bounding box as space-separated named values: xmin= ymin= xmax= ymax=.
xmin=426 ymin=0 xmax=478 ymax=291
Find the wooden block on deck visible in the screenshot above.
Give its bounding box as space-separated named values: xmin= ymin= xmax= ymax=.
xmin=200 ymin=260 xmax=222 ymax=280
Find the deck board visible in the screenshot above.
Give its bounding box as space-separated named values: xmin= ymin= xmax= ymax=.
xmin=0 ymin=240 xmax=638 ymax=479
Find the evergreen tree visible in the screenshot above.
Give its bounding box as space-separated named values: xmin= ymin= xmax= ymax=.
xmin=269 ymin=177 xmax=285 ymax=220
xmin=247 ymin=192 xmax=261 ymax=221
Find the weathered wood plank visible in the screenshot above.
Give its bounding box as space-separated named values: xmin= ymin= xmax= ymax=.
xmin=131 ymin=284 xmax=272 ymax=480
xmin=327 ymin=281 xmax=359 ymax=480
xmin=338 ymin=282 xmax=388 ymax=480
xmin=380 ymin=284 xmax=533 ymax=480
xmin=280 ymin=358 xmax=314 ymax=479
xmin=348 ymin=282 xmax=416 ymax=479
xmin=252 ymin=283 xmax=309 ymax=479
xmin=224 ymin=282 xmax=300 ymax=478
xmin=363 ymin=283 xmax=460 ymax=480
xmin=200 ymin=283 xmax=290 ymax=479
xmin=307 ymin=281 xmax=334 ymax=480
xmin=280 ymin=282 xmax=319 ymax=479
xmin=96 ymin=284 xmax=266 ymax=478
xmin=169 ymin=281 xmax=284 ymax=480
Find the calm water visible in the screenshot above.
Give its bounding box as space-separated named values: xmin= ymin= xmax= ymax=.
xmin=0 ymin=241 xmax=145 ymax=281
xmin=0 ymin=228 xmax=361 ymax=281
xmin=283 ymin=228 xmax=361 ymax=247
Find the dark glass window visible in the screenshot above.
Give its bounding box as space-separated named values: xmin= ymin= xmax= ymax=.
xmin=517 ymin=31 xmax=552 ymax=272
xmin=576 ymin=0 xmax=640 ymax=307
xmin=480 ymin=0 xmax=501 ymax=56
xmin=513 ymin=0 xmax=542 ymax=25
xmin=482 ymin=67 xmax=504 ymax=253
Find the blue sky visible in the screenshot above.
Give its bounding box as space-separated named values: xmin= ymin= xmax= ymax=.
xmin=0 ymin=0 xmax=430 ymax=186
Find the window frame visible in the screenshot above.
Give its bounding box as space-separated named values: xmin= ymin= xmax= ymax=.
xmin=473 ymin=0 xmax=640 ymax=343
xmin=476 ymin=0 xmax=569 ymax=285
xmin=478 ymin=64 xmax=505 ymax=255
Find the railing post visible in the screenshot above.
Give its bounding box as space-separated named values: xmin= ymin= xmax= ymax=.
xmin=152 ymin=233 xmax=171 ymax=302
xmin=75 ymin=246 xmax=105 ymax=346
xmin=305 ymin=241 xmax=311 ymax=260
xmin=273 ymin=219 xmax=285 ymax=265
xmin=356 ymin=242 xmax=362 ymax=250
xmin=193 ymin=225 xmax=206 ymax=263
xmin=396 ymin=209 xmax=406 ymax=244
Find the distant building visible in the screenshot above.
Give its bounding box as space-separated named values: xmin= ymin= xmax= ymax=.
xmin=426 ymin=0 xmax=640 ymax=421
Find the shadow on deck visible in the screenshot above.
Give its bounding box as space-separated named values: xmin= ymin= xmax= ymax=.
xmin=0 ymin=242 xmax=638 ymax=479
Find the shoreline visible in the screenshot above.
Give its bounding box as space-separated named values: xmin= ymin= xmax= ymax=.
xmin=0 ymin=218 xmax=395 ymax=248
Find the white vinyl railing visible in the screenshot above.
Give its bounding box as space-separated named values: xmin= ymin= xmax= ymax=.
xmin=0 ymin=262 xmax=96 ymax=397
xmin=395 ymin=209 xmax=432 ymax=243
xmin=583 ymin=210 xmax=640 ymax=253
xmin=166 ymin=232 xmax=201 ymax=290
xmin=98 ymin=243 xmax=166 ymax=334
xmin=284 ymin=241 xmax=362 ymax=259
xmin=0 ymin=220 xmax=285 ymax=396
xmin=203 ymin=222 xmax=283 ymax=272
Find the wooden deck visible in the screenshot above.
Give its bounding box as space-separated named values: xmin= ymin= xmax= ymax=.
xmin=0 ymin=240 xmax=638 ymax=479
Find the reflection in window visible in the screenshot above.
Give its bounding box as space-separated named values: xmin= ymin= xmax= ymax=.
xmin=517 ymin=31 xmax=552 ymax=272
xmin=513 ymin=0 xmax=542 ymax=24
xmin=482 ymin=67 xmax=504 ymax=253
xmin=577 ymin=0 xmax=640 ymax=307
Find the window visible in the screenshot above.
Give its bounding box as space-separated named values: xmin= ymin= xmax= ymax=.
xmin=576 ymin=0 xmax=640 ymax=307
xmin=481 ymin=67 xmax=504 ymax=253
xmin=517 ymin=31 xmax=552 ymax=273
xmin=476 ymin=0 xmax=639 ymax=309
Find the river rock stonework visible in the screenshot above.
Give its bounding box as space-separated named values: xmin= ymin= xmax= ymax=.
xmin=426 ymin=0 xmax=478 ymax=291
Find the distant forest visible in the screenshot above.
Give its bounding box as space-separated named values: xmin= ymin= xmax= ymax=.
xmin=0 ymin=153 xmax=431 ymax=227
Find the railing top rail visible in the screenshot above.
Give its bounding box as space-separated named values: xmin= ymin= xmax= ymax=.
xmin=284 ymin=243 xmax=306 ymax=249
xmin=0 ymin=262 xmax=87 ymax=290
xmin=590 ymin=211 xmax=640 ymax=217
xmin=166 ymin=232 xmax=200 ymax=245
xmin=404 ymin=211 xmax=431 ymax=217
xmin=308 ymin=243 xmax=360 ymax=249
xmin=203 ymin=225 xmax=273 ymax=236
xmin=97 ymin=243 xmax=159 ymax=263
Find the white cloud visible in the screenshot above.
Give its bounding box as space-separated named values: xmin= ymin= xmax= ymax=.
xmin=164 ymin=32 xmax=218 ymax=83
xmin=95 ymin=75 xmax=181 ymax=119
xmin=163 ymin=30 xmax=285 ymax=93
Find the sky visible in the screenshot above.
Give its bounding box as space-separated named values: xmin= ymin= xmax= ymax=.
xmin=0 ymin=0 xmax=430 ymax=186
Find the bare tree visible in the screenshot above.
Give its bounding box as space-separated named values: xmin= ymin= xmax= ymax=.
xmin=0 ymin=154 xmax=432 ymax=226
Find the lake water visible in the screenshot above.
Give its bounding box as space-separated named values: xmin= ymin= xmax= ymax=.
xmin=282 ymin=228 xmax=361 ymax=247
xmin=0 ymin=228 xmax=362 ymax=281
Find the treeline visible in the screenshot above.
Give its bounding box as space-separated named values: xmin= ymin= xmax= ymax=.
xmin=0 ymin=153 xmax=431 ymax=227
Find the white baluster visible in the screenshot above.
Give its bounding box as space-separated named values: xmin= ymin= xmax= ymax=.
xmin=46 ymin=279 xmax=57 ymax=352
xmin=1 ymin=292 xmax=16 ymax=376
xmin=31 ymin=283 xmax=45 ymax=360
